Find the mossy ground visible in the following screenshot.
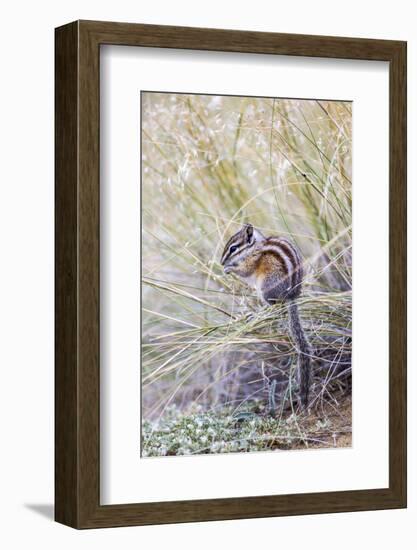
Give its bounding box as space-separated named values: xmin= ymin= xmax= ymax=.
xmin=142 ymin=395 xmax=352 ymax=457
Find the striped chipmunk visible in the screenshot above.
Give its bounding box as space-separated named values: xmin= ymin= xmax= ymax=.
xmin=220 ymin=223 xmax=311 ymax=408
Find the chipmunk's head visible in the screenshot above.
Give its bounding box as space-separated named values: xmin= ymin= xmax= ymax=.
xmin=220 ymin=223 xmax=264 ymax=273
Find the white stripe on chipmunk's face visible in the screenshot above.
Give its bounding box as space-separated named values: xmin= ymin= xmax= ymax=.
xmin=220 ymin=223 xmax=264 ymax=273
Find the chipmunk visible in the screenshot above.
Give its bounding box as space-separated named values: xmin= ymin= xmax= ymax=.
xmin=220 ymin=223 xmax=311 ymax=408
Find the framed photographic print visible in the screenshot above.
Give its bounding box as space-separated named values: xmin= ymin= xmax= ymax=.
xmin=55 ymin=20 xmax=407 ymax=528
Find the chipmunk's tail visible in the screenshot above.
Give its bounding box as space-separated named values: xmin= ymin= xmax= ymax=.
xmin=287 ymin=299 xmax=311 ymax=408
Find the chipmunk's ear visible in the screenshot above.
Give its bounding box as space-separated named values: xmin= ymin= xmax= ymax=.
xmin=245 ymin=223 xmax=254 ymax=243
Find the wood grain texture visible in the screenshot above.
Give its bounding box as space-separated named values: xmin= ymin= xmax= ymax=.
xmin=55 ymin=21 xmax=79 ymax=527
xmin=388 ymin=41 xmax=407 ymax=505
xmin=55 ymin=20 xmax=407 ymax=529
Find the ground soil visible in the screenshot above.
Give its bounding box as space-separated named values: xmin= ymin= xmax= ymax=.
xmin=294 ymin=394 xmax=352 ymax=449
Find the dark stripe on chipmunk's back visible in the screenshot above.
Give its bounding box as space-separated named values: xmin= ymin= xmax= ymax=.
xmin=266 ymin=237 xmax=302 ymax=290
xmin=277 ymin=238 xmax=303 ymax=290
xmin=281 ymin=238 xmax=303 ymax=291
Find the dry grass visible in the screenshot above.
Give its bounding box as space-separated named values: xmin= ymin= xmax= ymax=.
xmin=141 ymin=92 xmax=352 ymax=455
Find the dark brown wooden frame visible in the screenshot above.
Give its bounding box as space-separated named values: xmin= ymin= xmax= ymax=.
xmin=55 ymin=20 xmax=407 ymax=529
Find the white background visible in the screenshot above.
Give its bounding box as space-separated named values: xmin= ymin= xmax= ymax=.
xmin=0 ymin=1 xmax=415 ymax=548
xmin=101 ymin=47 xmax=389 ymax=504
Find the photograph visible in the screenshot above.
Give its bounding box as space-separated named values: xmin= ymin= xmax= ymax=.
xmin=141 ymin=91 xmax=352 ymax=458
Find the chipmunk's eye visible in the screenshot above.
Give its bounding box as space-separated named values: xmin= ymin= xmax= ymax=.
xmin=229 ymin=245 xmax=238 ymax=254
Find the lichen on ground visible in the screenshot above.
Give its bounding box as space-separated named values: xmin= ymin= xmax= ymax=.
xmin=141 ymin=396 xmax=352 ymax=458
